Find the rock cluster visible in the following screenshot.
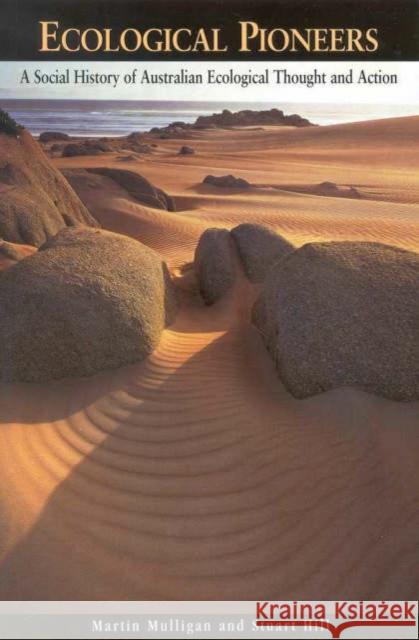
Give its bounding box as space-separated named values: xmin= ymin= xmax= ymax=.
xmin=195 ymin=108 xmax=312 ymax=129
xmin=62 ymin=140 xmax=113 ymax=157
xmin=149 ymin=108 xmax=314 ymax=137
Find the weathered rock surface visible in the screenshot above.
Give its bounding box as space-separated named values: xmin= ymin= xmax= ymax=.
xmin=0 ymin=227 xmax=177 ymax=382
xmin=231 ymin=223 xmax=294 ymax=282
xmin=0 ymin=129 xmax=98 ymax=247
xmin=253 ymin=241 xmax=419 ymax=401
xmin=194 ymin=228 xmax=235 ymax=304
xmin=85 ymin=168 xmax=176 ymax=211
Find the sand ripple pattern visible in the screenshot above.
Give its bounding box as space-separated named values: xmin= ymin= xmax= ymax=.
xmin=0 ymin=117 xmax=418 ymax=599
xmin=0 ymin=280 xmax=418 ymax=599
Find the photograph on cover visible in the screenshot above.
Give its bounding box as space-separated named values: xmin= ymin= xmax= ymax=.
xmin=0 ymin=1 xmax=417 ymax=637
xmin=0 ymin=59 xmax=417 ymax=603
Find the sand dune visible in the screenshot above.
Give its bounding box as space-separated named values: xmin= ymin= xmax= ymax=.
xmin=0 ymin=116 xmax=417 ymax=599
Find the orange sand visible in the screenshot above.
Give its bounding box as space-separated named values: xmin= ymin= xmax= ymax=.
xmin=0 ymin=116 xmax=417 ymax=599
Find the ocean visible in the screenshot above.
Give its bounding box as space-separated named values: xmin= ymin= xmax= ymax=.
xmin=1 ymin=99 xmax=417 ymax=137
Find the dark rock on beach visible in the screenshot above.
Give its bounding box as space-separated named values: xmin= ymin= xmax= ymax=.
xmin=315 ymin=182 xmax=362 ymax=198
xmin=195 ymin=108 xmax=313 ymax=129
xmin=179 ymin=146 xmax=195 ymax=155
xmin=203 ymin=175 xmax=251 ymax=190
xmin=150 ymin=124 xmax=194 ymax=139
xmin=39 ymin=131 xmax=70 ymax=143
xmin=148 ymin=108 xmax=314 ymax=137
xmin=62 ymin=140 xmax=113 ymax=157
xmin=50 ymin=133 xmax=154 ymax=157
xmin=120 ymin=133 xmax=154 ymax=154
xmin=126 ymin=132 xmax=144 ymax=143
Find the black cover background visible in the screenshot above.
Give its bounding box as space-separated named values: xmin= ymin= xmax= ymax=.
xmin=0 ymin=0 xmax=417 ymax=60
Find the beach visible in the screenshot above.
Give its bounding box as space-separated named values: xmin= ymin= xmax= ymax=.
xmin=0 ymin=112 xmax=417 ymax=599
xmin=3 ymin=98 xmax=419 ymax=135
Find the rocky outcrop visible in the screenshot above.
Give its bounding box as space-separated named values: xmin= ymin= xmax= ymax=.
xmin=0 ymin=227 xmax=177 ymax=382
xmin=253 ymin=241 xmax=419 ymax=401
xmin=150 ymin=123 xmax=194 ymax=139
xmin=85 ymin=168 xmax=176 ymax=211
xmin=195 ymin=108 xmax=313 ymax=129
xmin=179 ymin=146 xmax=195 ymax=155
xmin=126 ymin=132 xmax=144 ymax=143
xmin=0 ymin=129 xmax=98 ymax=247
xmin=231 ymin=223 xmax=294 ymax=282
xmin=39 ymin=131 xmax=70 ymax=143
xmin=314 ymin=182 xmax=362 ymax=198
xmin=148 ymin=108 xmax=314 ymax=137
xmin=62 ymin=140 xmax=113 ymax=157
xmin=194 ymin=228 xmax=235 ymax=304
xmin=120 ymin=133 xmax=154 ymax=154
xmin=203 ymin=175 xmax=250 ymax=190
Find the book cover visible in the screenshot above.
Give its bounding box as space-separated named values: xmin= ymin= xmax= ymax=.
xmin=0 ymin=1 xmax=417 ymax=638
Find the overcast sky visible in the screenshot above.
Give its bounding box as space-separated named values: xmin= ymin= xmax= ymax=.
xmin=0 ymin=61 xmax=417 ymax=107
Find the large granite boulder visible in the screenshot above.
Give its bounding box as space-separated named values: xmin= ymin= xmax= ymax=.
xmin=0 ymin=227 xmax=177 ymax=382
xmin=0 ymin=128 xmax=98 ymax=247
xmin=231 ymin=223 xmax=294 ymax=282
xmin=253 ymin=241 xmax=419 ymax=401
xmin=194 ymin=228 xmax=235 ymax=304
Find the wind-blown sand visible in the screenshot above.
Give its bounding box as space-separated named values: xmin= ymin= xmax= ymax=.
xmin=0 ymin=116 xmax=417 ymax=599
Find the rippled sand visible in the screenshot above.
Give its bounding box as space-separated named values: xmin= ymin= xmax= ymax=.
xmin=0 ymin=116 xmax=418 ymax=599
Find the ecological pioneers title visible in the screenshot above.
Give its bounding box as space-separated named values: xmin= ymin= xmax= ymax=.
xmin=39 ymin=21 xmax=379 ymax=54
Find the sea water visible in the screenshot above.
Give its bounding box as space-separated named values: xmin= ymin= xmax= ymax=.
xmin=1 ymin=99 xmax=417 ymax=137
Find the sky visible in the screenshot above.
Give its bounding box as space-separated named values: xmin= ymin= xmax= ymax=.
xmin=0 ymin=61 xmax=417 ymax=108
